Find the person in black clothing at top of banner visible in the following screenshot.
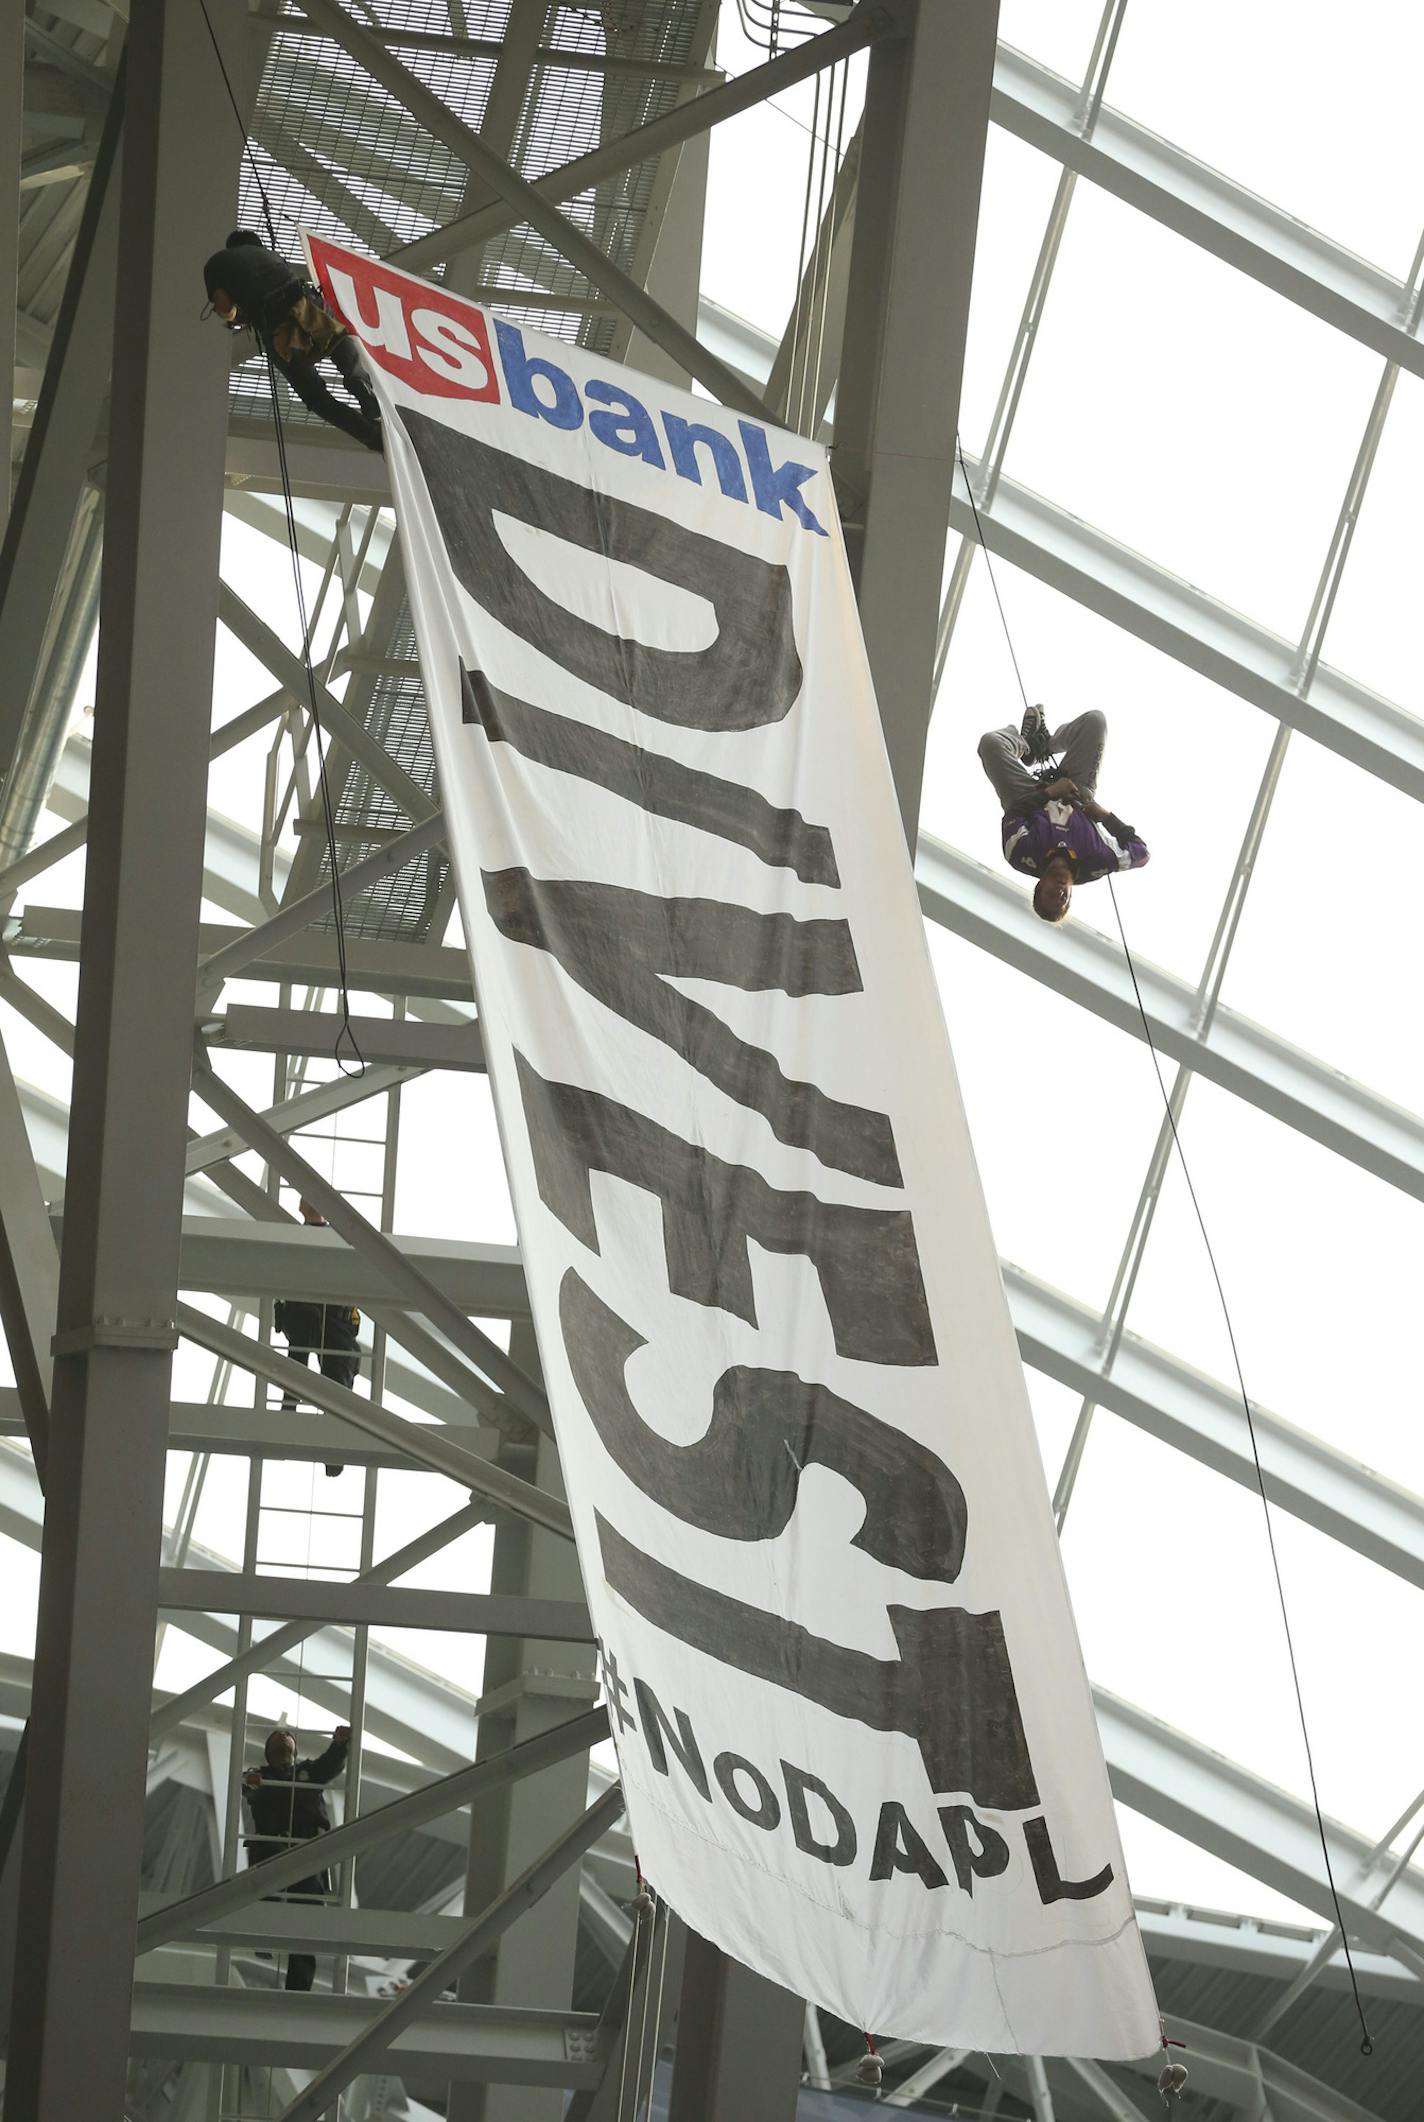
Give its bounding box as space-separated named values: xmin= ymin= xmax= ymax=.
xmin=203 ymin=230 xmax=384 ymax=453
xmin=242 ymin=1724 xmax=351 ymax=1994
xmin=276 ymin=1198 xmax=363 ymax=1478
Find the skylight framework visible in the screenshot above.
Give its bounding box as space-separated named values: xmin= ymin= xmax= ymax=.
xmin=0 ymin=2 xmax=1421 ymax=2118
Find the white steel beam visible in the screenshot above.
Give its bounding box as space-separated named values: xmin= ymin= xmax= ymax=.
xmin=172 ymin=1302 xmax=569 ymax=1540
xmin=1115 ymin=2014 xmax=1388 ymax=2122
xmin=1097 ymin=1689 xmax=1424 ymax=1962
xmin=183 ymin=1060 xmax=425 ymax=1176
xmin=194 ymin=813 xmax=447 ymax=999
xmin=0 ymin=1443 xmax=481 ymax=1768
xmin=1006 ymin=1262 xmax=1424 ymax=1590
xmin=43 ymin=728 xmax=291 ymax=927
xmin=280 ymin=1785 xmax=624 ymax=2121
xmin=386 ymin=4 xmax=890 ymax=274
xmin=189 ymin=1061 xmax=551 ymax=1436
xmin=947 ymin=455 xmax=1424 ymax=804
xmin=171 ymin=1216 xmax=526 ymax=1315
xmin=1061 ymin=2058 xmax=1143 ymax=2122
xmin=884 ymin=2047 xmax=970 ymax=2107
xmin=917 ymin=835 xmax=1424 ymax=1202
xmin=207 ymin=1005 xmax=485 ymax=1072
xmin=149 ymin=1498 xmax=493 ymax=1740
xmin=0 ymin=1387 xmax=463 ymax=1471
xmin=1136 ymin=1899 xmax=1424 ymax=2008
xmin=136 ymin=1709 xmax=609 ymax=1951
xmin=8 ymin=903 xmax=474 ymax=1000
xmin=157 ymin=1571 xmax=592 ymax=1640
xmin=128 ymin=1985 xmax=604 ymax=2089
xmin=992 ymin=42 xmax=1424 ymax=382
xmin=136 ymin=1900 xmax=472 ymax=1962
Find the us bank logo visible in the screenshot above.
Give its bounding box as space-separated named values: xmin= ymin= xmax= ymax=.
xmin=307 ymin=235 xmax=828 ymax=536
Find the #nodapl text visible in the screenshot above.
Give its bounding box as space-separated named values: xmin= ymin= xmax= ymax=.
xmin=399 ymin=402 xmax=1115 ymax=1914
xmin=601 ymin=1647 xmax=1112 ymax=1906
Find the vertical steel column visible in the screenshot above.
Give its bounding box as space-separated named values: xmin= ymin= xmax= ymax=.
xmin=0 ymin=1028 xmax=59 ymax=1471
xmin=0 ymin=0 xmax=21 ymax=530
xmin=622 ymin=116 xmax=712 ymax=391
xmin=5 ymin=1 xmax=245 ymax=2111
xmin=449 ymin=1323 xmax=597 ymax=2122
xmin=0 ymin=60 xmax=122 ymax=784
xmin=664 ymin=1928 xmax=805 ymax=2122
xmin=622 ymin=9 xmax=716 ymax=393
xmin=831 ymin=0 xmax=1000 ymax=838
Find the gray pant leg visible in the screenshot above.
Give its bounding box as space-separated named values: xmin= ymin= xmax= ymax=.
xmin=1052 ymin=710 xmax=1107 ymax=795
xmin=977 ymin=725 xmax=1040 ymax=811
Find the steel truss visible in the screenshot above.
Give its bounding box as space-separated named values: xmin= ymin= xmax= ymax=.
xmin=2 ymin=2 xmax=1420 ymax=2120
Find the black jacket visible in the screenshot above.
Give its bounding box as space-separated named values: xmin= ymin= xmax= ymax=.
xmin=275 ymin=1300 xmax=360 ymax=1357
xmin=243 ymin=1738 xmax=348 ymax=1867
xmin=203 ymin=241 xmax=301 ymax=327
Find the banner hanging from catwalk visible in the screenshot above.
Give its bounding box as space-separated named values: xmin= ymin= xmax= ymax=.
xmin=307 ymin=234 xmax=1158 ymax=2057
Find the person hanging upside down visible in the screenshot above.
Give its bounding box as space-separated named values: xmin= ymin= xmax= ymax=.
xmin=978 ymin=706 xmax=1149 ymax=925
xmin=203 ymin=229 xmax=384 ymax=453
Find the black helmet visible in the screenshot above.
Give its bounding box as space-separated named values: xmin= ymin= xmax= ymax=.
xmin=226 ymin=228 xmax=265 ymax=250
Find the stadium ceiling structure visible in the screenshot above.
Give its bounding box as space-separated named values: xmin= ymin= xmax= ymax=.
xmin=1 ymin=1 xmax=1421 ymax=2118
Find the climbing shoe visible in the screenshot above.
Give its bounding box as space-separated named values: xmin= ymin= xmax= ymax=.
xmin=1021 ymin=703 xmax=1053 ymax=763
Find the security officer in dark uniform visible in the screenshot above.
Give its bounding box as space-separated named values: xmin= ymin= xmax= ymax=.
xmin=203 ymin=229 xmax=383 ymax=451
xmin=276 ymin=1199 xmax=363 ymax=1477
xmin=242 ymin=1724 xmax=351 ymax=1994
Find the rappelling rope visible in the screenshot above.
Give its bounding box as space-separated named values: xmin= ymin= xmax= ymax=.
xmin=954 ymin=434 xmax=1374 ymax=2058
xmin=197 ymin=0 xmax=365 ymax=1076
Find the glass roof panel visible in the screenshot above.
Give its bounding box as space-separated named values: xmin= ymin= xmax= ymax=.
xmin=1314 ymin=370 xmax=1424 ymax=715
xmin=958 ymin=127 xmax=1070 ymax=455
xmin=925 ymin=558 xmax=1279 ymax=978
xmin=926 ymin=924 xmax=1167 ymax=1310
xmin=1001 ymin=183 xmax=1384 ymax=642
xmin=1106 ymin=0 xmax=1424 ymax=279
xmin=1064 ymin=1413 xmax=1424 ymax=1851
xmin=1125 ymin=1077 xmax=1423 ymax=1495
xmin=997 ymin=0 xmax=1114 ymax=89
xmin=702 ymin=13 xmax=867 ymax=339
xmin=1219 ymin=738 xmax=1424 ymax=1116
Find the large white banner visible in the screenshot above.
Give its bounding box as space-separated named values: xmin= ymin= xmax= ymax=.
xmin=308 ymin=236 xmax=1158 ymax=2057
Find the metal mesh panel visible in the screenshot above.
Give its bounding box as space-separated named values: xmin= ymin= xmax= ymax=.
xmin=314 ymin=613 xmax=451 ymax=942
xmin=246 ymin=0 xmax=711 ymax=937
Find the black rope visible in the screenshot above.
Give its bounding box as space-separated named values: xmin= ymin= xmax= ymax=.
xmin=956 ymin=432 xmax=1375 ymax=2058
xmin=195 ymin=0 xmax=278 ymax=251
xmin=197 ymin=0 xmax=365 ymax=1076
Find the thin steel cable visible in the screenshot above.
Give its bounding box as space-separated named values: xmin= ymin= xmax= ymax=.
xmin=957 ymin=452 xmax=1375 ymax=2058
xmin=197 ymin=0 xmax=366 ymax=1076
xmin=954 ymin=437 xmax=1031 ymax=714
xmin=1102 ymin=872 xmax=1372 ymax=2056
